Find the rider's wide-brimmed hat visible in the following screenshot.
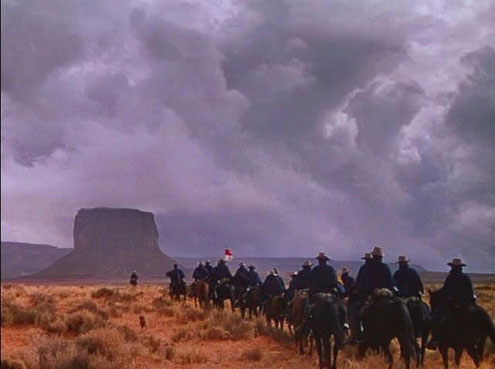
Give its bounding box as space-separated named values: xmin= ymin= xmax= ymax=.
xmin=341 ymin=267 xmax=349 ymax=274
xmin=198 ymin=261 xmax=204 ymax=265
xmin=248 ymin=264 xmax=256 ymax=269
xmin=218 ymin=258 xmax=226 ymax=264
xmin=316 ymin=252 xmax=330 ymax=261
xmin=290 ymin=271 xmax=298 ymax=277
xmin=205 ymin=260 xmax=211 ymax=264
xmin=269 ymin=269 xmax=275 ymax=275
xmin=397 ymin=256 xmax=409 ymax=263
xmin=447 ymin=258 xmax=466 ymax=267
xmin=239 ymin=262 xmax=245 ymax=267
xmin=361 ymin=252 xmax=372 ymax=260
xmin=302 ymin=260 xmax=313 ymax=267
xmin=372 ymin=247 xmax=384 ymax=257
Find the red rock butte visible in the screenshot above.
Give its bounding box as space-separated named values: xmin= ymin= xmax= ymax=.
xmin=34 ymin=208 xmax=176 ymax=279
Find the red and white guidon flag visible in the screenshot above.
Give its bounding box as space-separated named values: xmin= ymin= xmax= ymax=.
xmin=224 ymin=248 xmax=234 ymax=261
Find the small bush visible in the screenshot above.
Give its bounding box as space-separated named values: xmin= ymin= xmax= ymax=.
xmin=201 ymin=325 xmax=230 ymax=340
xmin=143 ymin=335 xmax=161 ymax=353
xmin=1 ymin=301 xmax=37 ymax=326
xmin=164 ymin=345 xmax=176 ymax=361
xmin=70 ymin=300 xmax=109 ymax=320
xmin=176 ymin=348 xmax=208 ymax=365
xmin=118 ymin=325 xmax=138 ymax=342
xmin=65 ymin=311 xmax=106 ymax=335
xmin=209 ymin=312 xmax=254 ymax=341
xmin=178 ymin=305 xmax=208 ymax=323
xmin=171 ymin=328 xmax=194 ymax=343
xmin=151 ymin=297 xmax=176 ymax=316
xmin=91 ymin=288 xmax=114 ymax=299
xmin=1 ymin=358 xmax=27 ymax=369
xmin=241 ymin=347 xmax=263 ymax=361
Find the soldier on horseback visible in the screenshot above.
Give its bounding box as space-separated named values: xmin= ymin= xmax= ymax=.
xmin=204 ymin=260 xmax=214 ymax=277
xmin=293 ymin=260 xmax=312 ymax=290
xmin=393 ymin=256 xmax=424 ymax=298
xmin=286 ymin=271 xmax=298 ymax=302
xmin=309 ymin=253 xmax=340 ymax=294
xmin=245 ymin=264 xmax=262 ymax=287
xmin=130 ymin=271 xmax=138 ymax=286
xmin=166 ymin=264 xmax=186 ymax=301
xmin=357 ymin=247 xmax=395 ymax=296
xmin=427 ymin=258 xmax=475 ymax=349
xmin=262 ymin=269 xmax=286 ymax=298
xmin=193 ymin=261 xmax=209 ymax=281
xmin=340 ymin=267 xmax=355 ymax=298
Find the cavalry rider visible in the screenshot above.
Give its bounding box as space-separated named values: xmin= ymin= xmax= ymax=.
xmin=245 ymin=264 xmax=263 ymax=288
xmin=130 ymin=271 xmax=138 ymax=286
xmin=354 ymin=252 xmax=372 ymax=294
xmin=309 ymin=252 xmax=340 ymax=295
xmin=234 ymin=262 xmax=249 ymax=286
xmin=166 ymin=264 xmax=186 ymax=289
xmin=212 ymin=258 xmax=232 ymax=286
xmin=192 ymin=261 xmax=209 ymax=282
xmin=427 ymin=258 xmax=475 ymax=350
xmin=204 ymin=260 xmax=215 ymax=277
xmin=340 ymin=267 xmax=355 ymax=298
xmin=393 ymin=256 xmax=424 ymax=298
xmin=293 ymin=260 xmax=312 ymax=290
xmin=357 ymin=247 xmax=395 ymax=296
xmin=262 ymin=269 xmax=286 ymax=298
xmin=273 ymin=268 xmax=286 ymax=292
xmin=286 ymin=271 xmax=298 ymax=301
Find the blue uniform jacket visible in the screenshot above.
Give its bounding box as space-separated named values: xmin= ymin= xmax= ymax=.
xmin=245 ymin=270 xmax=262 ymax=286
xmin=443 ymin=269 xmax=474 ymax=304
xmin=393 ymin=266 xmax=423 ymax=297
xmin=214 ymin=264 xmax=232 ymax=281
xmin=309 ymin=264 xmax=338 ymax=294
xmin=262 ymin=274 xmax=285 ymax=296
xmin=359 ymin=258 xmax=395 ymax=295
xmin=293 ymin=267 xmax=312 ymax=290
xmin=193 ymin=265 xmax=209 ymax=280
xmin=166 ymin=268 xmax=185 ymax=284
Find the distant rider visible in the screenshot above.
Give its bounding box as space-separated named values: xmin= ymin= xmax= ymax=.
xmin=393 ymin=256 xmax=424 ymax=298
xmin=130 ymin=271 xmax=138 ymax=286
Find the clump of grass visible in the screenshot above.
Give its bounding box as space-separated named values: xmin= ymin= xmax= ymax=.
xmin=91 ymin=287 xmax=115 ymax=299
xmin=163 ymin=345 xmax=176 ymax=361
xmin=70 ymin=299 xmax=109 ymax=320
xmin=143 ymin=335 xmax=161 ymax=353
xmin=178 ymin=305 xmax=208 ymax=323
xmin=151 ymin=297 xmax=176 ymax=316
xmin=209 ymin=311 xmax=254 ymax=341
xmin=254 ymin=317 xmax=271 ymax=337
xmin=1 ymin=358 xmax=26 ymax=369
xmin=176 ymin=348 xmax=208 ymax=365
xmin=65 ymin=311 xmax=106 ymax=335
xmin=171 ymin=328 xmax=194 ymax=343
xmin=201 ymin=325 xmax=230 ymax=340
xmin=241 ymin=347 xmax=263 ymax=361
xmin=1 ymin=301 xmax=37 ymax=326
xmin=117 ymin=325 xmax=138 ymax=343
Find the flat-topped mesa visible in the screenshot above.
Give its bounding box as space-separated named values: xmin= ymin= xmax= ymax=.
xmin=34 ymin=207 xmax=176 ymax=279
xmin=74 ymin=208 xmax=159 ymax=253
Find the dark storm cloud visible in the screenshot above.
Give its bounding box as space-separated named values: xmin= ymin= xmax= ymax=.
xmin=2 ymin=0 xmax=494 ymax=271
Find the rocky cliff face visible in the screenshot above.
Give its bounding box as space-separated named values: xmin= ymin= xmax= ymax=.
xmin=35 ymin=208 xmax=176 ymax=279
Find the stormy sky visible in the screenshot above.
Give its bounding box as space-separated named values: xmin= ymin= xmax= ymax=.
xmin=2 ymin=0 xmax=494 ymax=272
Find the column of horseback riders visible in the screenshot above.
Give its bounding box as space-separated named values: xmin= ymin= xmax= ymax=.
xmin=129 ymin=246 xmax=494 ymax=368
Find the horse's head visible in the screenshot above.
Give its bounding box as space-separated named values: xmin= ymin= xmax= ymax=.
xmin=428 ymin=288 xmax=443 ymax=312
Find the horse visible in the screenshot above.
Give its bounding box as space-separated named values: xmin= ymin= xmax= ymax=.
xmin=265 ymin=295 xmax=287 ymax=330
xmin=429 ymin=288 xmax=495 ymax=368
xmin=403 ymin=296 xmax=431 ymax=366
xmin=309 ymin=293 xmax=345 ymax=369
xmin=358 ymin=289 xmax=416 ymax=369
xmin=193 ymin=280 xmax=210 ymax=308
xmin=170 ymin=281 xmax=187 ymax=302
xmin=290 ymin=289 xmax=311 ymax=354
xmin=214 ymin=279 xmax=236 ymax=311
xmin=240 ymin=286 xmax=262 ymax=319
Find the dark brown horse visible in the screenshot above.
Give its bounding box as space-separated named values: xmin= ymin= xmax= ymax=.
xmin=240 ymin=286 xmax=262 ymax=319
xmin=290 ymin=290 xmax=311 ymax=354
xmin=193 ymin=280 xmax=210 ymax=308
xmin=359 ymin=289 xmax=416 ymax=369
xmin=170 ymin=281 xmax=187 ymax=302
xmin=403 ymin=296 xmax=430 ymax=366
xmin=429 ymin=288 xmax=495 ymax=369
xmin=265 ymin=295 xmax=287 ymax=330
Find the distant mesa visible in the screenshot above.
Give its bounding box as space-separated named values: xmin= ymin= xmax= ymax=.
xmin=1 ymin=242 xmax=71 ymax=279
xmin=30 ymin=207 xmax=176 ymax=279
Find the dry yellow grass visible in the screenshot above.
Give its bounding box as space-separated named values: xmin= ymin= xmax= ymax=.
xmin=1 ymin=283 xmax=494 ymax=368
